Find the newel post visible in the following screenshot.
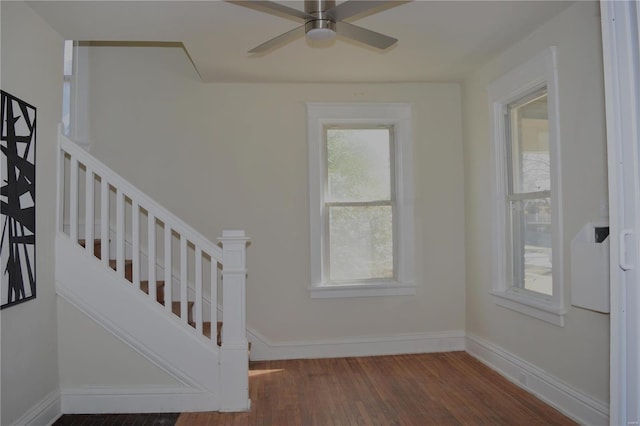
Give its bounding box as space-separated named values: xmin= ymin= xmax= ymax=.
xmin=218 ymin=230 xmax=251 ymax=411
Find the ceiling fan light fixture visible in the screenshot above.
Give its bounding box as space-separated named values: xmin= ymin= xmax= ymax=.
xmin=305 ymin=19 xmax=336 ymax=41
xmin=239 ymin=0 xmax=402 ymax=54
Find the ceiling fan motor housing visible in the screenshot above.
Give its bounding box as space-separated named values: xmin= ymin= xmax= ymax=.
xmin=305 ymin=0 xmax=336 ymax=16
xmin=305 ymin=19 xmax=336 ymax=34
xmin=304 ymin=0 xmax=337 ymax=39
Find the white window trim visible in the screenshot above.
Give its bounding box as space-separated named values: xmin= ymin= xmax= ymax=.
xmin=307 ymin=103 xmax=416 ymax=298
xmin=488 ymin=47 xmax=566 ymax=326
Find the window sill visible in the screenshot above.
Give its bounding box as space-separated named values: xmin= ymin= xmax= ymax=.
xmin=310 ymin=282 xmax=416 ymax=299
xmin=490 ymin=289 xmax=566 ymax=327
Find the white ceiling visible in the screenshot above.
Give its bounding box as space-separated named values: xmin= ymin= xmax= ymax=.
xmin=27 ymin=0 xmax=574 ymax=83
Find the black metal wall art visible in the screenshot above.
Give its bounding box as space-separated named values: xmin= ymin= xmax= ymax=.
xmin=1 ymin=90 xmax=36 ymax=309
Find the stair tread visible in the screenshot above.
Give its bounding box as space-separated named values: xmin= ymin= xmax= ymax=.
xmin=140 ymin=280 xmax=165 ymax=303
xmin=109 ymin=259 xmax=133 ymax=282
xmin=109 ymin=259 xmax=133 ymax=268
xmin=140 ymin=280 xmax=165 ymax=292
xmin=171 ymin=301 xmax=194 ymax=323
xmin=78 ymin=239 xmax=102 ymax=246
xmin=197 ymin=321 xmax=222 ymax=345
xmin=172 ymin=300 xmax=194 ymax=308
xmin=78 ymin=239 xmax=105 ymax=259
xmin=140 ymin=279 xmax=165 ymax=286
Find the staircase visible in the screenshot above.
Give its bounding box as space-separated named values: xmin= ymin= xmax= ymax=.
xmin=55 ymin=128 xmax=250 ymax=413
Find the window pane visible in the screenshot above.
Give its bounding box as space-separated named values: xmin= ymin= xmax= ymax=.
xmin=327 ymin=128 xmax=391 ymax=202
xmin=64 ymin=40 xmax=74 ymax=76
xmin=510 ymin=198 xmax=552 ymax=296
xmin=62 ymin=81 xmax=71 ymax=136
xmin=62 ymin=40 xmax=73 ymax=136
xmin=509 ymin=93 xmax=550 ymax=193
xmin=329 ymin=205 xmax=393 ymax=281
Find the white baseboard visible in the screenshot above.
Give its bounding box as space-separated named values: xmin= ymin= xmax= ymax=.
xmin=10 ymin=390 xmax=61 ymax=426
xmin=465 ymin=333 xmax=609 ymax=425
xmin=60 ymin=386 xmax=217 ymax=413
xmin=247 ymin=327 xmax=465 ymax=361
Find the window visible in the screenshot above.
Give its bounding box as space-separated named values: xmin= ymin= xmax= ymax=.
xmin=489 ymin=47 xmax=566 ymax=326
xmin=62 ymin=40 xmax=73 ymax=136
xmin=326 ymin=126 xmax=394 ymax=282
xmin=307 ymin=103 xmax=415 ymax=298
xmin=507 ymin=89 xmax=552 ymax=296
xmin=61 ymin=40 xmax=90 ymax=148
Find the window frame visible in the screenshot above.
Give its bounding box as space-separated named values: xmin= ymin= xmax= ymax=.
xmin=62 ymin=40 xmax=91 ymax=149
xmin=63 ymin=40 xmax=74 ymax=136
xmin=307 ymin=103 xmax=416 ymax=299
xmin=488 ymin=47 xmax=566 ymax=326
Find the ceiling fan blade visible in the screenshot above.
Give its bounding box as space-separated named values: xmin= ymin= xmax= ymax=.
xmin=328 ymin=0 xmax=406 ymax=21
xmin=230 ymin=1 xmax=314 ymax=21
xmin=336 ymin=21 xmax=397 ymax=50
xmin=249 ymin=25 xmax=305 ymax=54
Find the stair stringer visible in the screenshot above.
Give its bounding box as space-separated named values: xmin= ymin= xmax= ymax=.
xmin=55 ymin=235 xmax=221 ymax=412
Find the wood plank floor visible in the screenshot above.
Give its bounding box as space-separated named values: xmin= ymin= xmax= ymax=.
xmin=177 ymin=352 xmax=577 ymax=426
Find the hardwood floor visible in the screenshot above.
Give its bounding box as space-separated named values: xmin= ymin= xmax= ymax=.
xmin=177 ymin=352 xmax=577 ymax=426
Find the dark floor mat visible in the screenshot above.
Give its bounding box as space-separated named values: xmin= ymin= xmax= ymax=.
xmin=53 ymin=413 xmax=180 ymax=426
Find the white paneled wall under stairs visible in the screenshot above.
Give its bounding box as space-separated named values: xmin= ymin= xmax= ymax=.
xmin=55 ymin=128 xmax=250 ymax=413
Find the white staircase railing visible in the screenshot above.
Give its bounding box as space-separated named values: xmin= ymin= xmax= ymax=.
xmin=55 ymin=127 xmax=250 ymax=411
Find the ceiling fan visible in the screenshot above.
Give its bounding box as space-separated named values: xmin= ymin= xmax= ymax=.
xmin=230 ymin=0 xmax=407 ymax=54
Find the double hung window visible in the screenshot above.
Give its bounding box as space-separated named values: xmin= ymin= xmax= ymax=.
xmin=62 ymin=40 xmax=73 ymax=136
xmin=325 ymin=126 xmax=395 ymax=282
xmin=307 ymin=103 xmax=415 ymax=298
xmin=489 ymin=47 xmax=565 ymax=326
xmin=506 ymin=89 xmax=552 ymax=296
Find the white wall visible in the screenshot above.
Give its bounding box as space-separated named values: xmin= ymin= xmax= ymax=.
xmin=0 ymin=2 xmax=62 ymax=424
xmin=83 ymin=46 xmax=466 ymax=350
xmin=463 ymin=0 xmax=609 ymax=406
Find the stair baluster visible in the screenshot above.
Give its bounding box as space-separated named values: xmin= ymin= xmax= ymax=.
xmin=132 ymin=200 xmax=141 ymax=288
xmin=164 ymin=225 xmax=172 ymax=314
xmin=85 ymin=167 xmax=94 ymax=257
xmin=100 ymin=178 xmax=109 ymax=268
xmin=210 ymin=255 xmax=218 ymax=341
xmin=195 ymin=246 xmax=203 ymax=334
xmin=147 ymin=213 xmax=157 ymax=303
xmin=180 ymin=235 xmax=188 ymax=325
xmin=69 ymin=157 xmax=78 ymax=242
xmin=116 ymin=189 xmax=125 ymax=278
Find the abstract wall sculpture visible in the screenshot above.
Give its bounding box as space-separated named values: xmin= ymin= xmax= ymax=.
xmin=1 ymin=90 xmax=36 ymax=309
